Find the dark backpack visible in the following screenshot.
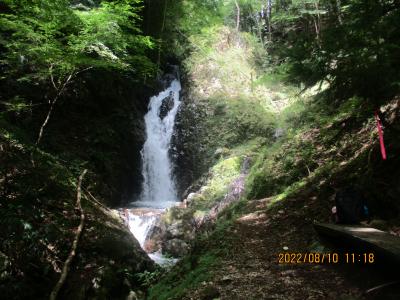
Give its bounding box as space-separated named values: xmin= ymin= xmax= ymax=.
xmin=335 ymin=187 xmax=366 ymax=224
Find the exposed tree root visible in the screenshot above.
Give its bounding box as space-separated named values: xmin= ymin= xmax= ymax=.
xmin=49 ymin=169 xmax=88 ymax=300
xmin=83 ymin=188 xmax=110 ymax=211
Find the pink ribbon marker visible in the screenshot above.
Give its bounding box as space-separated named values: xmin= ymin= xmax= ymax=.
xmin=375 ymin=111 xmax=387 ymax=160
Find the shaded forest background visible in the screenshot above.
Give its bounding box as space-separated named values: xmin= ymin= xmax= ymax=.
xmin=1 ymin=0 xmax=400 ymax=299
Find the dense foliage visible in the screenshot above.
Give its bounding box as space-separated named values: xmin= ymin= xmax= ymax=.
xmin=271 ymin=0 xmax=400 ymax=104
xmin=0 ymin=0 xmax=154 ymax=139
xmin=0 ymin=2 xmax=157 ymax=298
xmin=161 ymin=0 xmax=400 ymax=105
xmin=0 ymin=0 xmax=154 ymax=78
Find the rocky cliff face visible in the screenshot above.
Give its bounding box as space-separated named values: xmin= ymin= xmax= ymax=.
xmin=33 ymin=70 xmax=156 ymax=207
xmin=170 ymin=86 xmax=208 ymax=198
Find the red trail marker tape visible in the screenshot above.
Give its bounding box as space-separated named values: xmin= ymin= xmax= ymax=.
xmin=375 ymin=111 xmax=387 ymax=160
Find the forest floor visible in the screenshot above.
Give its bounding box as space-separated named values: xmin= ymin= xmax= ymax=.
xmin=181 ymin=194 xmax=400 ymax=300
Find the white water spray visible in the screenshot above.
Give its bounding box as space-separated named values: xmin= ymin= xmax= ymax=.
xmin=134 ymin=78 xmax=181 ymax=209
xmin=126 ymin=74 xmax=182 ymax=264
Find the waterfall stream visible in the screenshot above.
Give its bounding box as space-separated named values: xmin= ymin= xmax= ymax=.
xmin=135 ymin=78 xmax=181 ymax=208
xmin=124 ymin=72 xmax=182 ymax=265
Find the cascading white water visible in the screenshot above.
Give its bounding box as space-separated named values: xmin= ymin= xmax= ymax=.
xmin=127 ymin=213 xmax=158 ymax=248
xmin=134 ymin=78 xmax=181 ymax=209
xmin=126 ymin=74 xmax=182 ymax=264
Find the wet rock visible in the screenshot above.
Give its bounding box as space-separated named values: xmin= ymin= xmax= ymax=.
xmin=161 ymin=73 xmax=176 ymax=89
xmin=162 ymin=238 xmax=190 ymax=257
xmin=170 ymin=91 xmax=207 ymax=196
xmin=143 ymin=239 xmax=159 ymax=253
xmin=145 ymin=222 xmax=166 ymax=253
xmin=158 ymin=92 xmax=174 ymax=119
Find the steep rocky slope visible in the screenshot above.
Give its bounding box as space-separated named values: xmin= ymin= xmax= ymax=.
xmin=145 ymin=24 xmax=400 ymax=299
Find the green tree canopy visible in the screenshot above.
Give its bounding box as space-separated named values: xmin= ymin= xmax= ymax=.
xmin=0 ymin=0 xmax=155 ymax=83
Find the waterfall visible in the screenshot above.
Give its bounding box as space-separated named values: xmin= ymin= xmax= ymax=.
xmin=134 ymin=77 xmax=181 ymax=209
xmin=125 ymin=72 xmax=182 ymax=265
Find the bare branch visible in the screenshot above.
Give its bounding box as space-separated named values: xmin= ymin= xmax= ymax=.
xmin=49 ymin=169 xmax=88 ymax=300
xmin=36 ymin=73 xmax=73 ymax=145
xmin=49 ymin=64 xmax=58 ymax=92
xmin=74 ymin=66 xmax=93 ymax=77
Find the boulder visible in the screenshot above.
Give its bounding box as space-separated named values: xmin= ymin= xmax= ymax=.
xmin=162 ymin=239 xmax=190 ymax=257
xmin=145 ymin=223 xmax=166 ymax=253
xmin=143 ymin=239 xmax=159 ymax=253
xmin=166 ymin=221 xmax=184 ymax=239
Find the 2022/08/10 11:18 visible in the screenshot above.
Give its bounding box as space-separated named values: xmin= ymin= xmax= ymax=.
xmin=345 ymin=252 xmax=375 ymax=263
xmin=277 ymin=252 xmax=375 ymax=264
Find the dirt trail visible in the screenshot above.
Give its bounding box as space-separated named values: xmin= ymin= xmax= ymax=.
xmin=183 ymin=197 xmax=400 ymax=300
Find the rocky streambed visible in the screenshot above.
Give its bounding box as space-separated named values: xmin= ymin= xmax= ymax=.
xmin=117 ymin=156 xmax=251 ymax=266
